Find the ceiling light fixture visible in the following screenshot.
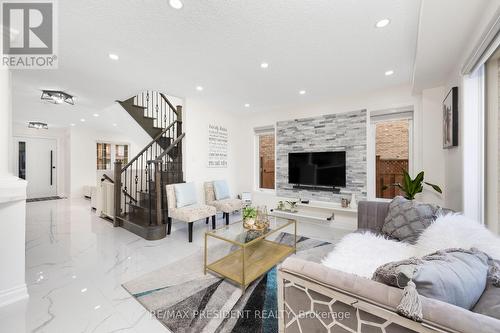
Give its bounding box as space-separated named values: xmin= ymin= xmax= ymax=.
xmin=169 ymin=0 xmax=183 ymax=9
xmin=260 ymin=62 xmax=269 ymax=69
xmin=80 ymin=118 xmax=85 ymax=122
xmin=93 ymin=113 xmax=99 ymax=117
xmin=196 ymin=86 xmax=204 ymax=91
xmin=112 ymin=123 xmax=117 ymax=127
xmin=375 ymin=19 xmax=391 ymax=28
xmin=385 ymin=70 xmax=394 ymax=76
xmin=299 ymin=90 xmax=306 ymax=95
xmin=244 ymin=103 xmax=250 ymax=108
xmin=70 ymin=123 xmax=76 ymax=127
xmin=108 ymin=53 xmax=119 ymax=61
xmin=41 ymin=90 xmax=75 ymax=105
xmin=28 ymin=121 xmax=48 ymax=129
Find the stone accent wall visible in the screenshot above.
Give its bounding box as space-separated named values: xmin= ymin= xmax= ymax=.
xmin=375 ymin=120 xmax=409 ymax=159
xmin=276 ymin=110 xmax=367 ymax=202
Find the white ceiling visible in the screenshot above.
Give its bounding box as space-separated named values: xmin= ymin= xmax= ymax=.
xmin=10 ymin=0 xmax=498 ymax=131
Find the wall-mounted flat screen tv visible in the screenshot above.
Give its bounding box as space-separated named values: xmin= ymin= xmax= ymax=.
xmin=288 ymin=151 xmax=346 ymax=187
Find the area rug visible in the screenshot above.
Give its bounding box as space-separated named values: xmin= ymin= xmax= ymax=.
xmin=122 ymin=232 xmax=335 ymax=333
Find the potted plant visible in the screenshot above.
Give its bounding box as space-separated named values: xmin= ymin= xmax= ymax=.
xmin=383 ymin=170 xmax=442 ymax=200
xmin=277 ymin=201 xmax=285 ymax=211
xmin=243 ymin=206 xmax=257 ymax=226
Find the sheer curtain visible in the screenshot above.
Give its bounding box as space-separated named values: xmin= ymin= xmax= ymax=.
xmin=462 ymin=65 xmax=485 ymax=223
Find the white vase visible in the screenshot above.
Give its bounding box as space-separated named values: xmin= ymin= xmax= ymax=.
xmin=350 ymin=193 xmax=357 ymax=209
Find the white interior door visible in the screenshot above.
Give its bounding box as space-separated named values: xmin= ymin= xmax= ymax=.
xmin=14 ymin=137 xmax=57 ymax=199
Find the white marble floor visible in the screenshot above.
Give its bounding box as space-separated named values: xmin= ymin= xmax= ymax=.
xmin=0 ymin=198 xmax=350 ymax=333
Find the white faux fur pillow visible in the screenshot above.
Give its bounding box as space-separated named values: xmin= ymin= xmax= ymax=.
xmin=416 ymin=213 xmax=500 ymax=260
xmin=321 ymin=232 xmax=415 ymax=279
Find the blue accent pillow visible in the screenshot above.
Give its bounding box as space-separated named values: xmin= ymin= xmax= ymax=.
xmin=174 ymin=182 xmax=197 ymax=208
xmin=213 ymin=180 xmax=230 ymax=200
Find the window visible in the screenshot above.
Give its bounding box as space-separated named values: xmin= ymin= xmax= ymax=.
xmin=115 ymin=144 xmax=129 ymax=165
xmin=370 ymin=108 xmax=413 ymax=199
xmin=375 ymin=120 xmax=410 ymax=198
xmin=97 ymin=143 xmax=111 ymax=170
xmin=255 ymin=127 xmax=276 ymax=190
xmin=96 ymin=142 xmax=129 ymax=170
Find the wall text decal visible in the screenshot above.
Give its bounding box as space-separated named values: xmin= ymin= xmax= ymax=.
xmin=208 ymin=124 xmax=228 ymax=168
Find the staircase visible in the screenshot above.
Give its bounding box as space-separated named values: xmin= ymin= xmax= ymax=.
xmin=114 ymin=91 xmax=185 ymax=240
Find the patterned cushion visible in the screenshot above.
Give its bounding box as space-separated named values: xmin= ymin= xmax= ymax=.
xmin=169 ymin=204 xmax=216 ymax=223
xmin=210 ymin=198 xmax=243 ymax=213
xmin=382 ymin=196 xmax=438 ymax=244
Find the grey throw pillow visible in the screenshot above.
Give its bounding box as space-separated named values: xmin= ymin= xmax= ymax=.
xmin=414 ymin=251 xmax=488 ymax=309
xmin=373 ymin=250 xmax=490 ymax=310
xmin=382 ymin=196 xmax=438 ymax=243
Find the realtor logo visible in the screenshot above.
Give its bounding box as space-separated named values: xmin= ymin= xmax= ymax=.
xmin=1 ymin=1 xmax=57 ymax=69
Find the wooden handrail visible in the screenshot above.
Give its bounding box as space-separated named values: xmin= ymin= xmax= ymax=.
xmin=159 ymin=93 xmax=178 ymax=116
xmin=154 ymin=133 xmax=186 ymax=162
xmin=122 ymin=189 xmax=137 ymax=203
xmin=121 ymin=120 xmax=180 ymax=172
xmin=101 ymin=174 xmax=114 ymax=183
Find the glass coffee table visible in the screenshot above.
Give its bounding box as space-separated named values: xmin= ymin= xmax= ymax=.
xmin=204 ymin=215 xmax=296 ymax=291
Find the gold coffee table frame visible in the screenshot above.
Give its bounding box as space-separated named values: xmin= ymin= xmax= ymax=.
xmin=204 ymin=216 xmax=296 ymax=292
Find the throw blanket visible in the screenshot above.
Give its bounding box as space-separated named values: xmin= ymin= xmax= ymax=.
xmin=322 ymin=213 xmax=500 ymax=279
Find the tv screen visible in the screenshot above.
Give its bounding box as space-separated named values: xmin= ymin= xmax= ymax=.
xmin=288 ymin=151 xmax=346 ymax=187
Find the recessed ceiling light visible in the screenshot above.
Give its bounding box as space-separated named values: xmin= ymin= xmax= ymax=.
xmin=112 ymin=123 xmax=117 ymax=127
xmin=70 ymin=123 xmax=76 ymax=127
xmin=244 ymin=103 xmax=250 ymax=108
xmin=108 ymin=53 xmax=119 ymax=60
xmin=196 ymin=86 xmax=204 ymax=91
xmin=260 ymin=62 xmax=269 ymax=69
xmin=93 ymin=113 xmax=99 ymax=117
xmin=375 ymin=19 xmax=391 ymax=28
xmin=385 ymin=70 xmax=394 ymax=76
xmin=94 ymin=305 xmax=101 ymax=310
xmin=81 ymin=288 xmax=87 ymax=293
xmin=80 ymin=118 xmax=85 ymax=122
xmin=299 ymin=90 xmax=306 ymax=95
xmin=169 ymin=0 xmax=183 ymax=9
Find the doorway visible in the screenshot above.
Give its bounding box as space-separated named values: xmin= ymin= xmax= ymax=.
xmin=14 ymin=137 xmax=57 ymax=199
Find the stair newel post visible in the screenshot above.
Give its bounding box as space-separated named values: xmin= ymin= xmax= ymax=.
xmin=154 ymin=160 xmax=163 ymax=226
xmin=147 ymin=160 xmax=153 ymax=226
xmin=176 ymin=105 xmax=183 ymax=167
xmin=113 ymin=161 xmax=122 ymax=227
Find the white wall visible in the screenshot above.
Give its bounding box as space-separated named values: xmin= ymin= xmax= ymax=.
xmin=69 ymin=126 xmax=150 ymax=198
xmin=183 ymin=98 xmax=244 ymax=203
xmin=235 ymin=84 xmax=426 ymax=202
xmin=420 ymin=87 xmax=446 ymax=206
xmin=0 ymin=69 xmax=28 ymax=307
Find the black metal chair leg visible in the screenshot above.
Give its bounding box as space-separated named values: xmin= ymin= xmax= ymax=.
xmin=167 ymin=217 xmax=172 ymax=235
xmin=212 ymin=215 xmax=216 ymax=229
xmin=225 ymin=212 xmax=229 ymax=225
xmin=188 ymin=222 xmax=193 ymax=242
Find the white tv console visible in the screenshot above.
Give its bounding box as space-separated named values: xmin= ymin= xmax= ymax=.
xmin=271 ymin=200 xmax=357 ymax=223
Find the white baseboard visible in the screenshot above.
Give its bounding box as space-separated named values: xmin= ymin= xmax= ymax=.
xmin=0 ymin=284 xmax=29 ymax=307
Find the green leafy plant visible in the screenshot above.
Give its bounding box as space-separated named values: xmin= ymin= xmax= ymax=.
xmin=383 ymin=170 xmax=442 ymax=200
xmin=277 ymin=201 xmax=285 ymax=211
xmin=243 ymin=207 xmax=257 ymax=220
